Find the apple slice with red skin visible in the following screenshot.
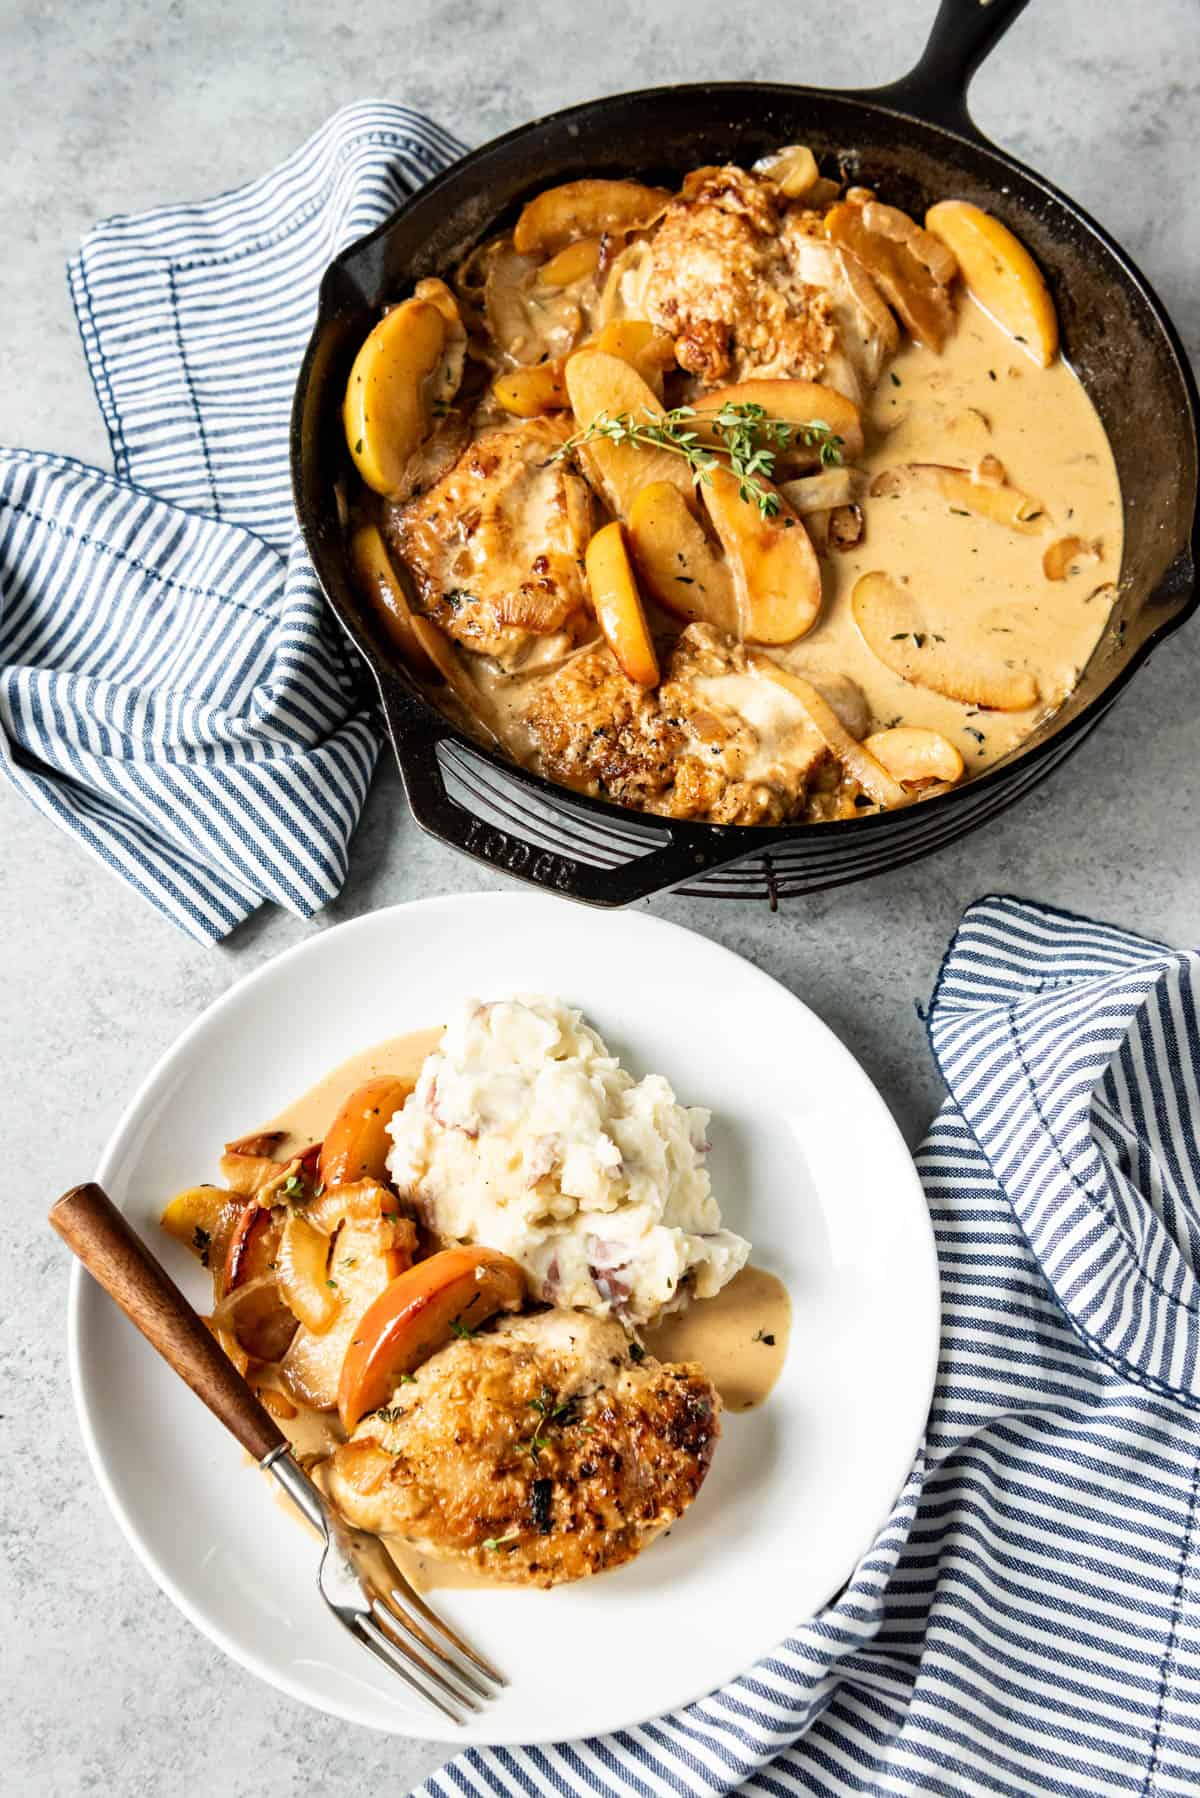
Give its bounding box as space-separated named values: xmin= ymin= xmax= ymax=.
xmin=338 ymin=1246 xmax=526 ymax=1432
xmin=280 ymin=1214 xmax=413 ymax=1411
xmin=318 ymin=1076 xmax=414 ymax=1193
xmin=221 ymin=1205 xmax=298 ymax=1362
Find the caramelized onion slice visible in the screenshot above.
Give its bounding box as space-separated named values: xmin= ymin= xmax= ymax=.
xmin=870 ymin=462 xmax=1045 ymax=531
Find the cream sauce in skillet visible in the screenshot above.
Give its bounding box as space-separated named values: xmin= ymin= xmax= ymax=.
xmin=781 ymin=295 xmax=1123 ymax=772
xmin=461 ymin=296 xmax=1123 ymax=788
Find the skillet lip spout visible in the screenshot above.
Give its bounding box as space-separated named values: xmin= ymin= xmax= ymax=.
xmin=291 ymin=60 xmax=1200 ymax=904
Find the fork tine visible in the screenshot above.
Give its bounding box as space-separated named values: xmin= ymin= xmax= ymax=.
xmin=359 ymin=1612 xmax=481 ymax=1712
xmin=368 ymin=1602 xmax=486 ymax=1708
xmin=347 ymin=1618 xmax=464 ymax=1726
xmin=369 ymin=1589 xmax=493 ymax=1702
xmin=379 ymin=1549 xmax=506 ymax=1685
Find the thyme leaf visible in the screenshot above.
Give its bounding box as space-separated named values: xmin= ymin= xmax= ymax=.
xmin=553 ymin=402 xmax=843 ymax=520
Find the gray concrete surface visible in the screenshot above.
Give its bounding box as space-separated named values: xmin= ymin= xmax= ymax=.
xmin=2 ymin=1 xmax=1198 ymax=1792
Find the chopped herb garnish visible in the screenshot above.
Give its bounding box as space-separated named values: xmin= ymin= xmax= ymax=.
xmin=325 ymin=1278 xmax=338 ymax=1290
xmin=890 ymin=371 xmax=902 ymax=388
xmin=553 ymin=401 xmax=842 ymax=520
xmin=522 ymin=1386 xmax=587 ymax=1458
xmin=988 ymin=369 xmax=997 ymax=382
xmin=912 ymin=633 xmax=927 ymax=648
xmin=965 ymin=727 xmax=986 ymax=744
xmin=278 ymin=1171 xmax=310 ymax=1205
xmin=891 ymin=631 xmax=910 ymax=641
xmin=628 ymin=1341 xmax=646 ymax=1364
xmin=192 ymin=1225 xmax=211 ymax=1267
xmin=754 ymin=1329 xmax=777 ymax=1346
xmin=354 ymin=438 xmax=363 ymax=454
xmin=674 ymin=575 xmax=695 ymax=584
xmin=482 ymin=1531 xmax=522 ymax=1552
xmin=449 ymin=1313 xmax=474 ymax=1339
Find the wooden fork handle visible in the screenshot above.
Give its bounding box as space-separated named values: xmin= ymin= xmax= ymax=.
xmin=50 ymin=1182 xmax=286 ymax=1464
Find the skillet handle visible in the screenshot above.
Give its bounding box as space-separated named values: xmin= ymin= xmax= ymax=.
xmin=378 ymin=675 xmax=745 ymax=905
xmin=854 ymin=0 xmax=1032 ymax=143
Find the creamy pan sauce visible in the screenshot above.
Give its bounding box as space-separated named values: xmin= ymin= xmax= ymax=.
xmin=256 ymin=1028 xmax=788 ymax=1591
xmin=343 ymin=159 xmax=1124 ymax=825
xmin=782 ymin=297 xmax=1122 ymax=771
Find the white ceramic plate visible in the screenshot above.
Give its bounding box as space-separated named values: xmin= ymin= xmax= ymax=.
xmin=69 ymin=893 xmax=939 ymax=1745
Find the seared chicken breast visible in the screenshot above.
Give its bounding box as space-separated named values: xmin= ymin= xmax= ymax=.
xmin=523 ymin=622 xmax=861 ymax=825
xmin=643 ymin=164 xmax=895 ymax=403
xmin=389 ymin=417 xmax=593 ymax=666
xmin=326 ymin=1310 xmax=721 ymax=1587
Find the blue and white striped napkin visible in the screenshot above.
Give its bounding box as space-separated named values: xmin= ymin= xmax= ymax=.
xmin=422 ymin=895 xmax=1200 ymax=1798
xmin=0 ymin=104 xmax=464 ymax=942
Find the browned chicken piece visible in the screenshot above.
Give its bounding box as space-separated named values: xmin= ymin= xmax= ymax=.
xmin=641 ymin=165 xmax=900 ymax=405
xmin=326 ymin=1310 xmax=721 ymax=1588
xmin=523 ymin=622 xmax=861 ymax=825
xmin=387 ymin=417 xmax=593 ymax=666
xmin=643 ymin=166 xmax=838 ymax=387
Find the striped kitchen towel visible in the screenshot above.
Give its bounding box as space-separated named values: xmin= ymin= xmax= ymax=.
xmin=0 ymin=104 xmax=464 ymax=942
xmin=424 ymin=894 xmax=1200 ymax=1798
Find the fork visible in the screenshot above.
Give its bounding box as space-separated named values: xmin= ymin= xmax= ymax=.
xmin=50 ymin=1182 xmax=504 ymax=1725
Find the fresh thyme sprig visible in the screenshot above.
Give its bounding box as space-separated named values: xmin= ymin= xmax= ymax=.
xmin=554 ymin=401 xmax=843 ymax=519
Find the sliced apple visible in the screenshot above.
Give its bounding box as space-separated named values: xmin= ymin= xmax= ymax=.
xmin=492 ymin=360 xmax=569 ymax=416
xmin=563 ymin=349 xmax=696 ymax=518
xmin=754 ymin=143 xmax=821 ymax=199
xmin=925 ymin=199 xmax=1058 ymax=367
xmin=305 ymin=1176 xmax=405 ymax=1237
xmin=627 ymin=482 xmax=740 ymax=636
xmin=318 ymin=1076 xmax=415 ymax=1193
xmin=221 ymin=1205 xmax=298 ymax=1363
xmin=691 ymin=380 xmax=864 ymax=467
xmin=348 ymin=524 xmax=439 ymax=680
xmin=343 ymin=297 xmax=459 ymax=498
xmin=218 ymin=1146 xmax=286 ymax=1197
xmin=701 ymin=466 xmax=823 ymax=644
xmin=280 ymin=1215 xmax=410 ymax=1410
xmin=852 ymin=570 xmax=1039 ymax=711
xmin=826 ymin=201 xmax=954 ymax=351
xmin=588 ymin=319 xmax=677 ymax=395
xmin=276 ymin=1212 xmax=338 ymax=1333
xmin=585 ymin=521 xmax=659 ymax=686
xmin=539 ymin=236 xmax=604 ymax=286
xmin=870 ymin=462 xmax=1044 ymax=531
xmin=747 ymin=655 xmax=910 ymax=807
xmin=338 ymin=1246 xmax=527 ymax=1432
xmin=513 ymin=179 xmax=671 ymax=257
xmin=161 ymin=1185 xmax=241 ymax=1272
xmin=862 ymin=726 xmax=965 ymax=788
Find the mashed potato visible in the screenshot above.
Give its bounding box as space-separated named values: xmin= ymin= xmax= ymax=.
xmin=386 ymin=996 xmax=748 ymax=1327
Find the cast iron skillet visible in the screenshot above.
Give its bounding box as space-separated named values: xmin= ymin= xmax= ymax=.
xmin=292 ymin=0 xmax=1199 ymax=905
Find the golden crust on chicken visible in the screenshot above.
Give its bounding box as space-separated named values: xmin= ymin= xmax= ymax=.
xmin=644 ymin=166 xmax=838 ymax=387
xmin=388 ymin=417 xmax=593 ymax=665
xmin=326 ymin=1310 xmax=721 ymax=1588
xmin=524 ymin=622 xmax=861 ymax=825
